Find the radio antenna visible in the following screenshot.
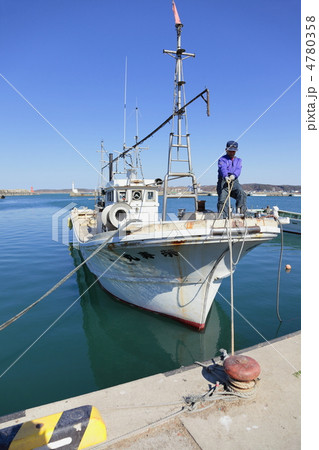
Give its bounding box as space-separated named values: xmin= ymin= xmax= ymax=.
xmin=123 ymin=56 xmax=128 ymax=150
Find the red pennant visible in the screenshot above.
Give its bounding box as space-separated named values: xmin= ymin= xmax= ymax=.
xmin=172 ymin=1 xmax=181 ymax=25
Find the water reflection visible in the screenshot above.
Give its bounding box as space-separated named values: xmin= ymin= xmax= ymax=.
xmin=69 ymin=245 xmax=230 ymax=389
xmin=271 ymin=233 xmax=301 ymax=250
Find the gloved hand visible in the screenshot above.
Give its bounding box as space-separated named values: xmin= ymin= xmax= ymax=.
xmin=225 ymin=176 xmax=231 ymax=183
xmin=229 ymin=175 xmax=235 ymax=181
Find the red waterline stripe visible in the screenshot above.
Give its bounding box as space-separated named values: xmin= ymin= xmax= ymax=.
xmin=96 ymin=278 xmax=205 ymax=331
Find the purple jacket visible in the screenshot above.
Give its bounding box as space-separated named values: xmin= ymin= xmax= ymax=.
xmin=218 ymin=154 xmax=242 ymax=179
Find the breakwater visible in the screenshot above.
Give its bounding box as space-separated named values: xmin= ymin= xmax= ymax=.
xmin=0 ymin=189 xmax=35 ymax=196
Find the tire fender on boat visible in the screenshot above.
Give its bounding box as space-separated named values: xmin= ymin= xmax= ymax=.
xmin=102 ymin=202 xmax=131 ymax=229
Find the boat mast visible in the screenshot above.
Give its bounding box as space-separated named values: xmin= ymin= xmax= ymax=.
xmin=162 ymin=2 xmax=198 ymax=220
xmin=98 ymin=140 xmax=108 ymax=187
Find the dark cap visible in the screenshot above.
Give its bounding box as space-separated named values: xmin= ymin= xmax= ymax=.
xmin=226 ymin=140 xmax=238 ymax=151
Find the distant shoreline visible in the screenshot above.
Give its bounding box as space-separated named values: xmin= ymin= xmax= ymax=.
xmin=1 ymin=189 xmax=301 ymax=198
xmin=0 ymin=183 xmax=301 ymax=197
xmin=1 ymin=183 xmax=301 ymax=198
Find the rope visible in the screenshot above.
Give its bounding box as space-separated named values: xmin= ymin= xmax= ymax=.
xmin=226 ymin=180 xmax=235 ymax=356
xmin=183 ymin=381 xmax=256 ymax=413
xmin=231 ymin=215 xmax=249 ymax=266
xmin=92 ymin=361 xmax=258 ymax=446
xmin=96 ymin=380 xmax=255 ymax=447
xmin=217 ymin=180 xmax=233 ymax=220
xmin=276 ymin=219 xmax=284 ymax=322
xmin=0 ymin=254 xmax=125 ymax=380
xmin=216 ymin=179 xmax=249 ymax=267
xmin=97 ymin=408 xmax=186 ymax=448
xmin=0 ymin=227 xmax=120 ymax=331
xmin=226 ymin=377 xmax=257 ymax=391
xmin=219 ymin=179 xmax=249 ymax=354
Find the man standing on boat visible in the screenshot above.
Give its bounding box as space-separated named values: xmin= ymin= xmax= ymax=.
xmin=217 ymin=140 xmax=247 ymax=217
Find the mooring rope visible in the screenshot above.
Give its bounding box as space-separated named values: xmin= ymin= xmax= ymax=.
xmin=216 ymin=179 xmax=250 ymax=266
xmin=275 ymin=219 xmax=284 ymax=322
xmin=226 ymin=180 xmax=235 ymax=356
xmin=231 ymin=215 xmax=249 ymax=266
xmin=94 ymin=377 xmax=255 ymax=448
xmin=216 ymin=180 xmax=234 ymax=220
xmin=0 ymin=253 xmax=125 ymax=380
xmin=0 ymin=228 xmax=120 ymax=331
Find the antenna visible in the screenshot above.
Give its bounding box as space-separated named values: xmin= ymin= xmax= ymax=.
xmin=134 ymin=101 xmax=139 ymax=169
xmin=123 ymin=57 xmax=128 ymax=150
xmin=133 ymin=101 xmax=147 ymax=181
xmin=135 ymin=99 xmax=139 ymax=144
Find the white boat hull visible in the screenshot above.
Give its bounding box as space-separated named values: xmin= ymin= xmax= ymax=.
xmin=282 ymin=220 xmax=301 ymax=234
xmin=279 ymin=212 xmax=301 ymax=234
xmin=71 ymin=212 xmax=279 ymax=329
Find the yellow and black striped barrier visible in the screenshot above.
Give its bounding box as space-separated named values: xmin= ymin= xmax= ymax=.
xmin=0 ymin=405 xmax=107 ymax=449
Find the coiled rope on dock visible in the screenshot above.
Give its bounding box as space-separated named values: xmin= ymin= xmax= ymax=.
xmin=94 ymin=363 xmax=256 ymax=448
xmin=0 ymin=228 xmax=120 ymax=332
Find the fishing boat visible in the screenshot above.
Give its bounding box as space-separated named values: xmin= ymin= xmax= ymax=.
xmin=278 ymin=210 xmax=301 ymax=234
xmin=70 ymin=3 xmax=285 ymax=330
xmin=248 ymin=208 xmax=300 ymax=234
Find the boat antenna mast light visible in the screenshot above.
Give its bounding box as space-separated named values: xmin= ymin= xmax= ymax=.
xmin=101 ymin=2 xmax=210 ymax=194
xmin=162 ymin=2 xmax=200 ymax=220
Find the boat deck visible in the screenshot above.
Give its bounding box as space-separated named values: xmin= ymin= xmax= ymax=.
xmin=71 ymin=208 xmax=283 ymax=245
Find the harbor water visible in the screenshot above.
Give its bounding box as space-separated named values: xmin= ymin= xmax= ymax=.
xmin=0 ymin=194 xmax=300 ymax=417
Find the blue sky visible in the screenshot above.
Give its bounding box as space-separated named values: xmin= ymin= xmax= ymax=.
xmin=0 ymin=0 xmax=301 ymax=189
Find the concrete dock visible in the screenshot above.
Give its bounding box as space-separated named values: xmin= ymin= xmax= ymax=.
xmin=0 ymin=332 xmax=301 ymax=449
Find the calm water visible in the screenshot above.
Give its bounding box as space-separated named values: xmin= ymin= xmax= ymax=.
xmin=0 ymin=194 xmax=301 ymax=416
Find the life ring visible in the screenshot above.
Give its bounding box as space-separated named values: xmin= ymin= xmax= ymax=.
xmin=102 ymin=203 xmax=131 ymax=229
xmin=101 ymin=205 xmax=112 ymax=226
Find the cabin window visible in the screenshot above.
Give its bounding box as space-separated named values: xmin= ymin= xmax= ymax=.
xmin=107 ymin=191 xmax=114 ymax=202
xmin=147 ymin=191 xmax=154 ymax=201
xmin=118 ymin=191 xmax=127 ymax=202
xmin=132 ymin=190 xmax=142 ymax=200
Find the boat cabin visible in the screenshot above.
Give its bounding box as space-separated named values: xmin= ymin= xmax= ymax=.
xmin=97 ymin=178 xmax=160 ymax=230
